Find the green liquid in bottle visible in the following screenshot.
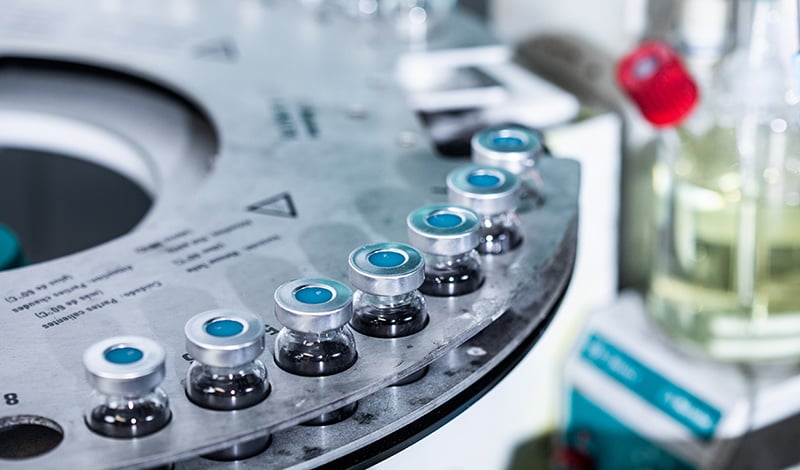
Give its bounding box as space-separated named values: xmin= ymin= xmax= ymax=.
xmin=649 ymin=122 xmax=800 ymax=361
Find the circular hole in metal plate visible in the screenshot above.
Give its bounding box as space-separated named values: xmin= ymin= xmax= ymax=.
xmin=0 ymin=147 xmax=152 ymax=263
xmin=0 ymin=57 xmax=220 ymax=264
xmin=0 ymin=415 xmax=64 ymax=459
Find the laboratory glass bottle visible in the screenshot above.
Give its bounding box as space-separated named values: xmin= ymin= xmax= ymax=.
xmin=622 ymin=0 xmax=800 ymax=361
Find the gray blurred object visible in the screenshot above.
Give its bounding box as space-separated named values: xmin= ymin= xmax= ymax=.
xmin=460 ymin=0 xmax=488 ymax=18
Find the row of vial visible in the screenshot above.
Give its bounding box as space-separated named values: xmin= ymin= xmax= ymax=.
xmin=80 ymin=124 xmax=546 ymax=461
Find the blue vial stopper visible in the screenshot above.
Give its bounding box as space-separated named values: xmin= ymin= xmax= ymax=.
xmin=426 ymin=212 xmax=463 ymax=228
xmin=466 ymin=172 xmax=502 ymax=188
xmin=104 ymin=347 xmax=144 ymax=364
xmin=491 ymin=135 xmax=526 ymax=151
xmin=205 ymin=319 xmax=245 ymax=337
xmin=368 ymin=250 xmax=406 ymax=268
xmin=295 ymin=286 xmax=333 ymax=304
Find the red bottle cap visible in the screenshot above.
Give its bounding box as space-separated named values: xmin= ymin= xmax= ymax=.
xmin=617 ymin=41 xmax=699 ymax=128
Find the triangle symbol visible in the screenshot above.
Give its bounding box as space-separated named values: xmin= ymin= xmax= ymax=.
xmin=247 ymin=192 xmax=297 ymax=218
xmin=193 ymin=37 xmax=238 ymax=62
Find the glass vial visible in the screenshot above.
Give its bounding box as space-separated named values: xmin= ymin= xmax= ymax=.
xmin=349 ymin=241 xmax=429 ymax=385
xmin=184 ymin=309 xmax=270 ymax=461
xmin=83 ymin=336 xmax=171 ymax=438
xmin=406 ymin=204 xmax=484 ymax=296
xmin=447 ymin=164 xmax=522 ymax=254
xmin=471 ymin=124 xmax=548 ymax=209
xmin=274 ymin=278 xmax=358 ymax=425
xmin=348 ymin=242 xmax=428 ymax=338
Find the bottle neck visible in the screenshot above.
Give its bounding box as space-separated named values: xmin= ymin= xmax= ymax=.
xmin=735 ymin=0 xmax=789 ymax=47
xmin=725 ymin=0 xmax=797 ymax=108
xmin=675 ymin=0 xmax=736 ymax=66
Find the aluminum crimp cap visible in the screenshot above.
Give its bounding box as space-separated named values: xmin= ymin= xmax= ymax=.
xmin=83 ymin=336 xmax=166 ymax=396
xmin=471 ymin=124 xmax=546 ymax=174
xmin=406 ymin=204 xmax=480 ymax=256
xmin=348 ymin=242 xmax=425 ymax=296
xmin=184 ymin=309 xmax=266 ymax=368
xmin=274 ymin=278 xmax=353 ymax=333
xmin=447 ymin=164 xmax=520 ymax=215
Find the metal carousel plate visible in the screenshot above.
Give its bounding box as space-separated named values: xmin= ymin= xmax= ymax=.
xmin=0 ymin=1 xmax=579 ymax=468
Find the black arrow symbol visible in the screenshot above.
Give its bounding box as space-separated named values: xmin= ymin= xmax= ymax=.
xmin=247 ymin=192 xmax=297 ymax=218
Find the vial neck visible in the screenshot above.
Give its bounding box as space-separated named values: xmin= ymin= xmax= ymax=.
xmin=481 ymin=211 xmax=517 ymax=227
xmin=104 ymin=388 xmax=158 ymax=400
xmin=424 ymin=251 xmax=473 ymax=269
xmin=200 ymin=363 xmax=255 ymax=375
xmin=359 ymin=291 xmax=417 ymax=307
xmin=287 ymin=327 xmax=345 ymax=341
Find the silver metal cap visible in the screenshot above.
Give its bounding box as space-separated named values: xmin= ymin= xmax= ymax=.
xmin=348 ymin=242 xmax=425 ymax=296
xmin=83 ymin=336 xmax=166 ymax=396
xmin=274 ymin=278 xmax=353 ymax=333
xmin=406 ymin=204 xmax=480 ymax=256
xmin=184 ymin=309 xmax=266 ymax=368
xmin=447 ymin=164 xmax=520 ymax=215
xmin=471 ymin=125 xmax=545 ymax=174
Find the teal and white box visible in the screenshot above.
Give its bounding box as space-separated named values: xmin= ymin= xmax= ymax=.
xmin=560 ymin=292 xmax=800 ymax=469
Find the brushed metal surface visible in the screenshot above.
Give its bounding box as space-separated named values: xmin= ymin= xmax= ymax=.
xmin=0 ymin=1 xmax=578 ymax=469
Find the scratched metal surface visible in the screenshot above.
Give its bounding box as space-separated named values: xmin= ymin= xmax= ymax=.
xmin=0 ymin=1 xmax=578 ymax=469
